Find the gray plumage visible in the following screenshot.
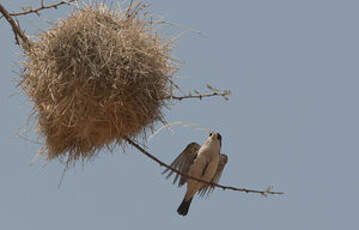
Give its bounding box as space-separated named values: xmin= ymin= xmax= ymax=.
xmin=162 ymin=142 xmax=200 ymax=186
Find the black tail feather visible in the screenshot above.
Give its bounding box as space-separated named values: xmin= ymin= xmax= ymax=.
xmin=177 ymin=198 xmax=193 ymax=216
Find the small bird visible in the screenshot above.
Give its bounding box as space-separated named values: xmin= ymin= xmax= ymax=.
xmin=163 ymin=132 xmax=228 ymax=216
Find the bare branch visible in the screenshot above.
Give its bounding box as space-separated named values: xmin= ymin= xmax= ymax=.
xmin=165 ymin=92 xmax=229 ymax=101
xmin=125 ymin=137 xmax=284 ymax=196
xmin=9 ymin=0 xmax=77 ymax=17
xmin=0 ymin=4 xmax=30 ymax=47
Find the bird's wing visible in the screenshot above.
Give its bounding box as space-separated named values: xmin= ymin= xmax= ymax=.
xmin=162 ymin=142 xmax=200 ymax=187
xmin=198 ymin=153 xmax=228 ymax=197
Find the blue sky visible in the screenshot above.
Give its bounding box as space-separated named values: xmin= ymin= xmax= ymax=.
xmin=1 ymin=0 xmax=358 ymax=229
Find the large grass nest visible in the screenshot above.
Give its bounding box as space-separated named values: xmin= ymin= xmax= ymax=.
xmin=19 ymin=2 xmax=177 ymax=164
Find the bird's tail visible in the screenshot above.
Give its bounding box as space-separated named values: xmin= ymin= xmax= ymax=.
xmin=177 ymin=197 xmax=193 ymax=216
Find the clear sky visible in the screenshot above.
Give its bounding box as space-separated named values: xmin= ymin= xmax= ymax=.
xmin=1 ymin=0 xmax=358 ymax=229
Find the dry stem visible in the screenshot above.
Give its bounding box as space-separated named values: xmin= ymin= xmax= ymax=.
xmin=0 ymin=4 xmax=29 ymax=46
xmin=126 ymin=137 xmax=284 ymax=196
xmin=9 ymin=0 xmax=77 ymax=17
xmin=166 ymin=92 xmax=229 ymax=101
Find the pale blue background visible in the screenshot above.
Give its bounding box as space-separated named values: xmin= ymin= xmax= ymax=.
xmin=1 ymin=0 xmax=358 ymax=229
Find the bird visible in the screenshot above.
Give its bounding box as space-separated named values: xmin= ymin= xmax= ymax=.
xmin=162 ymin=132 xmax=228 ymax=216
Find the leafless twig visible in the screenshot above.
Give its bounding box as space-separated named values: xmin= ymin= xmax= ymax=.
xmin=9 ymin=0 xmax=77 ymax=17
xmin=126 ymin=137 xmax=284 ymax=196
xmin=1 ymin=1 xmax=78 ymax=47
xmin=166 ymin=92 xmax=230 ymax=101
xmin=0 ymin=4 xmax=30 ymax=47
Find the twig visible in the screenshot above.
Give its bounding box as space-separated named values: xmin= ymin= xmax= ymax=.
xmin=155 ymin=20 xmax=206 ymax=37
xmin=9 ymin=0 xmax=77 ymax=17
xmin=165 ymin=92 xmax=229 ymax=101
xmin=17 ymin=133 xmax=42 ymax=145
xmin=0 ymin=4 xmax=30 ymax=47
xmin=125 ymin=137 xmax=284 ymax=196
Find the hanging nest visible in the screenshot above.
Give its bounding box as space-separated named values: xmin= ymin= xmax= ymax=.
xmin=19 ymin=2 xmax=177 ymax=164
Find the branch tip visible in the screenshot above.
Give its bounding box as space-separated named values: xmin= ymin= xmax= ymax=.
xmin=126 ymin=137 xmax=283 ymax=196
xmin=9 ymin=0 xmax=77 ymax=17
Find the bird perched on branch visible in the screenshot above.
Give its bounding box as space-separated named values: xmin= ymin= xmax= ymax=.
xmin=163 ymin=132 xmax=228 ymax=216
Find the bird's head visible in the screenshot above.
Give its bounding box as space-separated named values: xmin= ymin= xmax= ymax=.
xmin=207 ymin=132 xmax=222 ymax=150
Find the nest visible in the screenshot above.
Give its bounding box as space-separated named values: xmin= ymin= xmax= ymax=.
xmin=19 ymin=2 xmax=176 ymax=164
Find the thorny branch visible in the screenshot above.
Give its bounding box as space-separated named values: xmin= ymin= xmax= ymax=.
xmin=0 ymin=4 xmax=29 ymax=47
xmin=126 ymin=137 xmax=284 ymax=196
xmin=166 ymin=92 xmax=230 ymax=101
xmin=0 ymin=1 xmax=77 ymax=47
xmin=165 ymin=85 xmax=231 ymax=101
xmin=9 ymin=0 xmax=77 ymax=17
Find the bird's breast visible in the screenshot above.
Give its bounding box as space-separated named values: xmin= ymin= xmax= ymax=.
xmin=188 ymin=148 xmax=219 ymax=180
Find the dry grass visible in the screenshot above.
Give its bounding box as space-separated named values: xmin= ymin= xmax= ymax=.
xmin=19 ymin=2 xmax=177 ymax=165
